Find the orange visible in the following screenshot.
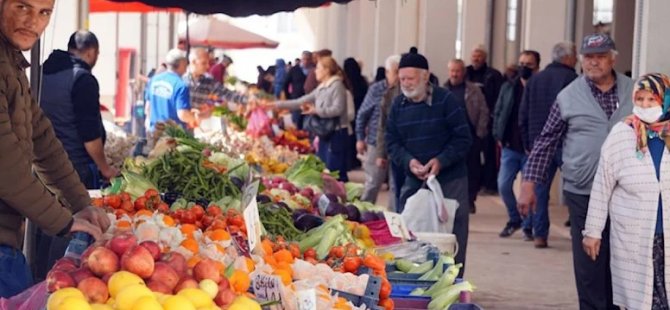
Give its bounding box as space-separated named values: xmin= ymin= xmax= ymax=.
xmin=117 ymin=220 xmax=132 ymax=229
xmin=181 ymin=238 xmax=199 ymax=254
xmin=215 ymin=244 xmax=227 ymax=254
xmin=273 ymin=249 xmax=294 ymax=264
xmin=180 ymin=224 xmax=198 ymax=237
xmin=162 ymin=215 xmax=175 ymax=227
xmin=207 ymin=229 xmax=230 ymax=241
xmin=245 ymin=257 xmax=256 ymax=273
xmin=263 ymin=255 xmax=277 ymax=267
xmin=260 ymin=239 xmax=274 ymax=256
xmin=228 ymin=270 xmax=251 ymax=293
xmin=187 ymin=255 xmax=202 ymax=268
xmin=273 ymin=269 xmax=292 ymax=285
xmin=135 ymin=210 xmax=153 ymax=218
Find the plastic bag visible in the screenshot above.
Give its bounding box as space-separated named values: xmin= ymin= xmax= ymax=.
xmin=0 ymin=281 xmax=48 ymax=310
xmin=245 ymin=107 xmax=272 ymax=138
xmin=402 ymin=175 xmax=459 ymax=234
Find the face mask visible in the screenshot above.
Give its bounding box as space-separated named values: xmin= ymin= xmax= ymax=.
xmin=633 ymin=105 xmax=664 ymax=123
xmin=519 ymin=66 xmax=533 ymax=80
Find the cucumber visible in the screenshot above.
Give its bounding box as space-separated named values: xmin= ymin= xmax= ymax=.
xmin=395 ymin=259 xmax=418 ymax=273
xmin=408 ymin=260 xmax=434 ymax=274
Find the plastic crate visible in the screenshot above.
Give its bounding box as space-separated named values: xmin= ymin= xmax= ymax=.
xmin=393 ymin=296 xmax=430 ymax=310
xmin=448 ymin=303 xmax=483 ymax=310
xmin=389 ymin=283 xmax=432 ymax=299
xmin=330 ymin=271 xmax=382 ymax=309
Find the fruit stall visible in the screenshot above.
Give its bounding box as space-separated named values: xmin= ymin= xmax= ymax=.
xmin=6 ymin=114 xmax=477 ymax=310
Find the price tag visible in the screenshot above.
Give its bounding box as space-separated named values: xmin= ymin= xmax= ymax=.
xmin=244 ymin=199 xmax=262 ymax=252
xmin=253 ymin=273 xmax=285 ymax=309
xmin=296 ymin=289 xmax=317 ymax=310
xmin=242 ymin=180 xmax=260 ymax=209
xmin=384 ymin=211 xmax=410 ymax=239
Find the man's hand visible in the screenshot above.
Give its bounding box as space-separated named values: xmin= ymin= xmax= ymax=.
xmin=356 ymin=141 xmax=367 ymax=155
xmin=582 ymin=236 xmax=601 ymax=261
xmin=425 ymin=158 xmax=441 ymax=176
xmin=70 ymin=218 xmax=104 ymax=241
xmin=100 ymin=165 xmax=120 ymax=180
xmin=376 ymin=158 xmax=388 ymax=169
xmin=409 ymin=159 xmax=428 ymax=180
xmin=517 ymin=181 xmax=537 ymax=216
xmin=73 ymin=206 xmax=111 ymax=236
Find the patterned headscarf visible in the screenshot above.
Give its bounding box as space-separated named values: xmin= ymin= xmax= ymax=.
xmin=628 ymin=73 xmax=670 ymax=158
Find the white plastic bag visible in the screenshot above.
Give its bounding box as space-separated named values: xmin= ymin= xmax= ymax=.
xmin=402 ymin=175 xmax=459 ymax=234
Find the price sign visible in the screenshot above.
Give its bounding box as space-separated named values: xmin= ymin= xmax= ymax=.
xmin=296 ymin=289 xmax=317 ymax=310
xmin=244 ymin=199 xmax=262 ymax=252
xmin=384 ymin=211 xmax=410 ymax=239
xmin=242 ymin=180 xmax=260 ymax=209
xmin=253 ymin=273 xmax=285 ymax=309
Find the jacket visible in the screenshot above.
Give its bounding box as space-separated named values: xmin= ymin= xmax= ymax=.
xmin=0 ymin=36 xmax=90 ymax=249
xmin=519 ymin=62 xmax=578 ymax=151
xmin=492 ymin=78 xmax=521 ymax=142
xmin=445 ymin=81 xmax=489 ymax=139
xmin=277 ymin=76 xmax=350 ymax=129
xmin=466 ymin=63 xmax=504 ymax=112
xmin=375 ymin=82 xmax=401 ymax=159
xmin=283 ymin=65 xmax=308 ymax=99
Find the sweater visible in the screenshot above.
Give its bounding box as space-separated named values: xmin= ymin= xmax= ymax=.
xmin=277 ymin=76 xmax=350 ymax=129
xmin=355 ymin=79 xmax=387 ymax=146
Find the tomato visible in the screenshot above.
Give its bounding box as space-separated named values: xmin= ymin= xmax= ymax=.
xmin=114 ymin=209 xmax=127 ymax=218
xmin=379 ymin=298 xmax=394 ymax=310
xmin=329 ymin=246 xmax=345 ymax=259
xmin=181 ymin=211 xmax=196 ymax=224
xmin=379 ymin=278 xmax=391 ymax=299
xmin=121 ymin=200 xmax=134 ymax=212
xmin=206 ymin=205 xmax=222 ymax=217
xmin=172 ymin=209 xmax=184 ymax=221
xmin=156 ymin=202 xmax=170 ymax=214
xmin=91 ymin=198 xmax=104 ymax=208
xmin=343 ymin=256 xmax=361 ymax=273
xmin=119 ymin=192 xmax=131 ymax=203
xmin=227 ymin=215 xmax=245 ymax=227
xmin=104 ymin=195 xmax=121 ymax=209
xmin=191 ymin=205 xmax=205 ymax=220
xmin=210 ymin=219 xmax=227 ymax=230
xmin=288 ymin=243 xmax=301 ymax=258
xmin=144 ymin=189 xmax=160 ymax=199
xmin=201 ymin=215 xmax=214 ymax=229
xmin=303 ymin=248 xmax=317 ymax=260
xmin=134 ymin=196 xmax=147 ymax=211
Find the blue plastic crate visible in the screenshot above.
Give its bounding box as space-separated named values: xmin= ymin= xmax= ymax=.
xmin=389 ymin=283 xmax=432 ymax=299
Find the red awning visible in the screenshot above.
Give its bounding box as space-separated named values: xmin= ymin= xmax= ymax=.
xmin=90 ymin=0 xmax=182 ymax=13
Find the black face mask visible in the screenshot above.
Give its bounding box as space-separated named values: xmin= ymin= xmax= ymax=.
xmin=519 ymin=65 xmax=534 ymax=80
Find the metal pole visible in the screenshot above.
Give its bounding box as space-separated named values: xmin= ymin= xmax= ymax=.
xmin=78 ymin=0 xmax=89 ymax=30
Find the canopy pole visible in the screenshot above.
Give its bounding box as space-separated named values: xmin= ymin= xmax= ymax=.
xmin=185 ymin=11 xmax=191 ymax=59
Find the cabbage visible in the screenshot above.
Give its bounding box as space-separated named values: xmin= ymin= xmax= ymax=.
xmin=345 ymin=182 xmax=364 ymax=202
xmin=208 ymin=152 xmax=250 ymax=180
xmin=120 ymin=171 xmax=157 ymax=200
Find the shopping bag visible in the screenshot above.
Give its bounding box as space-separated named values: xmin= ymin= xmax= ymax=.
xmin=0 ymin=281 xmax=48 ymax=310
xmin=401 ymin=175 xmax=459 ymax=234
xmin=245 ymin=107 xmax=272 ymax=138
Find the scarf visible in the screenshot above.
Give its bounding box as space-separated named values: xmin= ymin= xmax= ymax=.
xmin=625 ymin=73 xmax=670 ymax=158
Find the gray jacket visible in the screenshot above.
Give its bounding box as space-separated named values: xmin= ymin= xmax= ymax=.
xmin=277 ymin=76 xmax=350 ymax=129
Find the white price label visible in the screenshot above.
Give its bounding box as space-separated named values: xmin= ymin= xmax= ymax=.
xmin=244 ymin=199 xmax=262 ymax=252
xmin=297 ymin=289 xmax=317 ymax=310
xmin=242 ymin=180 xmax=260 ymax=208
xmin=253 ymin=273 xmax=284 ymax=309
xmin=384 ymin=211 xmax=410 ymax=239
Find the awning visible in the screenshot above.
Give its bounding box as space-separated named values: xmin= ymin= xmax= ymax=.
xmin=179 ymin=17 xmax=279 ymax=49
xmin=105 ymin=0 xmax=354 ymax=16
xmin=90 ymin=0 xmax=182 ymax=13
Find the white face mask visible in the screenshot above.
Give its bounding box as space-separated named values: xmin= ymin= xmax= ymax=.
xmin=633 ymin=105 xmax=664 ymax=123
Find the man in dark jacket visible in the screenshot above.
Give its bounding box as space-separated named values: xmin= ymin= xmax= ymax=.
xmin=466 ymin=44 xmax=505 ymax=193
xmin=492 ymin=50 xmax=540 ymax=241
xmin=41 ymin=30 xmax=118 ymax=189
xmin=519 ymin=42 xmax=578 ymax=247
xmin=283 ymin=51 xmax=313 ymax=129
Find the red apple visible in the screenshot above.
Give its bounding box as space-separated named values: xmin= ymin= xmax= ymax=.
xmin=160 ymin=252 xmax=187 ymax=277
xmin=139 ymin=241 xmax=161 ymax=261
xmin=87 ymin=247 xmax=119 ymax=276
xmin=108 ymin=233 xmax=137 ymax=257
xmin=121 ymin=245 xmax=155 ymax=279
xmin=147 ymin=280 xmax=173 ymax=294
xmin=46 ymin=270 xmax=76 ymax=292
xmin=52 ymin=258 xmax=78 ymax=273
xmin=218 ymin=277 xmax=230 ymax=291
xmin=214 ymin=288 xmax=236 ymax=307
xmin=77 ymin=277 xmax=109 ymax=303
xmin=173 ymin=276 xmax=198 ymax=294
xmin=69 ymin=267 xmax=95 ymax=285
xmin=193 ymin=259 xmax=221 ymax=283
xmin=79 ymin=246 xmax=96 ymax=269
xmin=149 ymin=262 xmax=179 ymax=290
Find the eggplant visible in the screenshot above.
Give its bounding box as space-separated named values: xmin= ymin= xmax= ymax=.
xmin=292 ymin=209 xmax=309 ymax=222
xmin=360 ymin=211 xmax=380 ymax=223
xmin=256 ymin=194 xmax=272 ymax=204
xmin=325 ymin=201 xmax=348 ymax=217
xmin=275 ymin=201 xmax=291 ymax=212
xmin=345 ymin=204 xmax=361 ymax=222
xmin=294 ymin=213 xmax=324 ymax=231
xmin=230 ymin=176 xmax=244 ymax=190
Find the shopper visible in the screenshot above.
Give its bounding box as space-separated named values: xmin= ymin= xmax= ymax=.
xmin=375 ymin=71 xmax=403 ymax=212
xmin=209 ymin=54 xmax=233 ymax=85
xmin=274 ymin=58 xmax=287 ymax=98
xmin=0 ymin=0 xmax=111 ymax=297
xmin=344 ymin=57 xmax=369 ymax=170
xmin=304 ymin=49 xmax=332 ymax=94
xmin=583 ymin=73 xmax=670 ymax=310
xmin=284 ymin=51 xmax=315 ymax=129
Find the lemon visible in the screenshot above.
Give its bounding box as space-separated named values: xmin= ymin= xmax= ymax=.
xmin=198 ymin=279 xmax=219 ymax=299
xmin=155 ymin=292 xmax=171 ymax=304
xmin=108 ymin=271 xmax=145 ymax=298
xmin=91 ymin=304 xmax=114 ymax=310
xmin=178 ymin=288 xmax=213 ymax=307
xmin=53 ymin=296 xmax=92 ymax=310
xmin=162 ymin=295 xmax=197 ymax=310
xmin=131 ymin=295 xmax=163 ymax=310
xmin=228 ymin=295 xmax=261 ymax=310
xmin=115 ymin=284 xmax=154 ymax=310
xmin=47 ymin=287 xmax=86 ymax=310
xmin=106 ymin=298 xmax=115 ymax=305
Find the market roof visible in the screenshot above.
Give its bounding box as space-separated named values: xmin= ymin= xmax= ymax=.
xmin=106 ymin=0 xmax=355 ymax=16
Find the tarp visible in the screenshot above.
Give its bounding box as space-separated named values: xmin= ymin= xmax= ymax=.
xmin=106 ymin=0 xmax=354 ymax=16
xmin=90 ymin=0 xmax=182 ymax=13
xmin=179 ymin=17 xmax=279 ymax=49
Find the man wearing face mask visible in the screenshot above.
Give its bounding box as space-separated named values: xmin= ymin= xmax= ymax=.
xmin=518 ymin=34 xmax=633 ymax=309
xmin=493 ymin=50 xmax=540 ymax=241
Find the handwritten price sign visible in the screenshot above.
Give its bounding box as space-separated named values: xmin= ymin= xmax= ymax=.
xmin=253 ymin=274 xmax=285 ymax=309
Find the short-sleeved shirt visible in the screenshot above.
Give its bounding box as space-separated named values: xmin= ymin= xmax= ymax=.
xmin=147 ymin=71 xmax=190 ymax=131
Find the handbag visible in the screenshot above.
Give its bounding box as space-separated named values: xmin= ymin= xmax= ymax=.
xmin=304 ymin=114 xmax=339 ymax=139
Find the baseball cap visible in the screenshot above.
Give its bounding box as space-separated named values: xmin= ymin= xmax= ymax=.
xmin=165 ymin=48 xmax=187 ymax=66
xmin=580 ymin=33 xmax=616 ymax=54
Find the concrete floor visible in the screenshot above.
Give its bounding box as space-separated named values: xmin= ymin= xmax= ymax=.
xmin=348 ymin=170 xmax=579 ymax=309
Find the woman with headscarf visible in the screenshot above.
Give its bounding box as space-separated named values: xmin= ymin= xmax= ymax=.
xmin=583 ymin=73 xmax=670 ymax=310
xmin=344 ymin=58 xmax=369 ymax=169
xmin=274 ymin=58 xmax=287 ymax=98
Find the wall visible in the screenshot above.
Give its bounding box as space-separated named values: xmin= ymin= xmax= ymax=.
xmin=521 ymin=0 xmax=570 ymax=69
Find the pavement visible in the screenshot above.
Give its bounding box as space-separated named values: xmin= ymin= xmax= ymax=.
xmin=348 ymin=170 xmax=579 ymax=309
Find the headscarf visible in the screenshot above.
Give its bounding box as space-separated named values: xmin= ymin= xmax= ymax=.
xmin=273 ymin=59 xmax=287 ymax=98
xmin=625 ymin=73 xmax=670 ymax=157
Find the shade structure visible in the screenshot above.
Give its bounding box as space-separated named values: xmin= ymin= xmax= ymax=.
xmin=90 ymin=0 xmax=182 ymax=13
xmin=179 ymin=17 xmax=279 ymax=49
xmin=105 ymin=0 xmax=353 ymax=16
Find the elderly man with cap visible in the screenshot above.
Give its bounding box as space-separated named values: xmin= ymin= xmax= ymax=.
xmin=518 ymin=34 xmax=633 ymax=309
xmin=385 ymin=52 xmax=472 ymax=274
xmin=145 ymin=48 xmax=196 ymax=132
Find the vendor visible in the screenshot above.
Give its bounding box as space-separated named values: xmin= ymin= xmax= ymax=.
xmin=0 ymin=0 xmax=111 ymax=297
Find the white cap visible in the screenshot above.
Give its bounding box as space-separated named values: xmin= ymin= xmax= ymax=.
xmin=165 ymin=48 xmax=187 ymax=66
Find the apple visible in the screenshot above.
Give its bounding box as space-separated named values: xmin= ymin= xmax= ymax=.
xmin=107 ymin=233 xmax=137 ymax=257
xmin=149 ymin=262 xmax=179 ymax=290
xmin=52 ymin=258 xmax=77 ymax=273
xmin=87 ymin=247 xmax=119 ymax=277
xmin=218 ymin=277 xmax=230 ymax=291
xmin=139 ymin=241 xmax=161 ymax=261
xmin=77 ymin=277 xmax=109 ymax=303
xmin=121 ymin=245 xmax=155 ymax=279
xmin=147 ymin=280 xmax=174 ymax=294
xmin=193 ymin=259 xmax=221 ymax=283
xmin=79 ymin=246 xmax=96 ymax=269
xmin=46 ymin=270 xmax=76 ymax=292
xmin=69 ymin=267 xmax=95 ymax=285
xmin=214 ymin=288 xmax=236 ymax=307
xmin=160 ymin=252 xmax=187 ymax=277
xmin=173 ymin=276 xmax=198 ymax=293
